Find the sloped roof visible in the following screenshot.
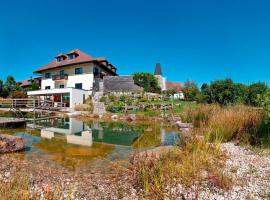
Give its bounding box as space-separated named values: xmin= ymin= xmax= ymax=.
xmin=103 ymin=76 xmax=143 ymax=92
xmin=166 ymin=81 xmax=182 ymax=91
xmin=20 ymin=80 xmax=31 ymax=87
xmin=19 ymin=77 xmax=41 ymax=87
xmin=35 ymin=49 xmax=117 ymax=74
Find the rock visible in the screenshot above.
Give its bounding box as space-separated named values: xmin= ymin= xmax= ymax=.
xmin=126 ymin=114 xmax=136 ymax=121
xmin=111 ymin=114 xmax=119 ymax=120
xmin=175 ymin=121 xmax=193 ymax=129
xmin=0 ymin=134 xmax=26 ymax=153
xmin=93 ymin=102 xmax=106 ymax=115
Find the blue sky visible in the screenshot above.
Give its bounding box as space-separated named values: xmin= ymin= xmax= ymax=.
xmin=0 ymin=0 xmax=269 ymax=86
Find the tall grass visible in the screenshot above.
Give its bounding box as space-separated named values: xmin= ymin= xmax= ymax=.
xmin=130 ymin=135 xmax=232 ymax=199
xmin=130 ymin=104 xmax=269 ymax=198
xmin=180 ymin=104 xmax=268 ymax=145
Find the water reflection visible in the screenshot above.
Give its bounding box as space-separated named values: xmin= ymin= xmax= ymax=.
xmin=18 ymin=117 xmax=180 ymax=169
xmin=66 ymin=131 xmax=93 ymax=147
xmin=28 ymin=118 xmax=179 ymax=148
xmin=29 ymin=118 xmax=93 ymax=146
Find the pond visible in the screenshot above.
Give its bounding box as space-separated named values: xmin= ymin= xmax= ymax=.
xmin=2 ymin=117 xmax=180 ymax=172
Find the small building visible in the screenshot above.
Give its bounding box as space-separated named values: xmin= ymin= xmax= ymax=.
xmin=166 ymin=82 xmax=184 ymax=99
xmin=27 ymin=49 xmax=117 ymax=108
xmin=103 ymin=76 xmax=143 ymax=93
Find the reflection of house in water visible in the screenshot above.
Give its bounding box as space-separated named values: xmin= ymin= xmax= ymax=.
xmin=32 ymin=118 xmax=179 ymax=148
xmin=66 ymin=131 xmax=93 ymax=147
xmin=43 ymin=118 xmax=89 ymax=134
xmin=39 ymin=118 xmax=92 ymax=146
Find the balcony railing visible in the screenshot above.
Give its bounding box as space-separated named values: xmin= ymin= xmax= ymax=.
xmin=52 ymin=74 xmax=68 ymax=81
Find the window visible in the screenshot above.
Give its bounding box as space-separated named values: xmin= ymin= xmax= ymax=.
xmin=75 ymin=67 xmax=83 ymax=75
xmin=45 ymin=86 xmax=51 ymax=90
xmin=68 ymin=54 xmax=76 ymax=60
xmin=75 ymin=83 xmax=82 ymax=90
xmin=59 ymin=85 xmax=65 ymax=88
xmin=94 ymin=67 xmax=99 ymax=76
xmin=59 ymin=70 xmax=65 ymax=75
xmin=56 ymin=57 xmax=62 ymax=62
xmin=45 ymin=73 xmax=51 ymax=79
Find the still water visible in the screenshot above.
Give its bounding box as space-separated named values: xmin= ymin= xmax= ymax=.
xmin=8 ymin=118 xmax=179 ymax=171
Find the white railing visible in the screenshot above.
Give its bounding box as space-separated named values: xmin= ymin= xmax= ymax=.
xmin=0 ymin=99 xmax=66 ymax=110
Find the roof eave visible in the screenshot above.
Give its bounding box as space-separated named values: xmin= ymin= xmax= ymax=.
xmin=34 ymin=60 xmax=118 ymax=76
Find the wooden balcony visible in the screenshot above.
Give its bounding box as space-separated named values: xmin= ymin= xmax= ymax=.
xmin=52 ymin=74 xmax=68 ymax=81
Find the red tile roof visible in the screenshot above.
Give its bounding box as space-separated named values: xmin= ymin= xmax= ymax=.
xmin=19 ymin=77 xmax=41 ymax=87
xmin=20 ymin=80 xmax=31 ymax=87
xmin=55 ymin=52 xmax=66 ymax=57
xmin=166 ymin=81 xmax=183 ymax=91
xmin=34 ymin=49 xmax=116 ymax=74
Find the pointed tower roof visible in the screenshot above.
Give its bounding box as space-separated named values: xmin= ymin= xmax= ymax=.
xmin=154 ymin=63 xmax=162 ymax=76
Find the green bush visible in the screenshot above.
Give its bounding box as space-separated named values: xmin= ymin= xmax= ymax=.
xmin=133 ymin=73 xmax=161 ymax=94
xmin=107 ymin=101 xmax=125 ymax=113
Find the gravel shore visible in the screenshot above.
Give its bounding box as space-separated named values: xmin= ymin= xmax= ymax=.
xmin=172 ymin=143 xmax=270 ymax=200
xmin=0 ymin=142 xmax=269 ymax=199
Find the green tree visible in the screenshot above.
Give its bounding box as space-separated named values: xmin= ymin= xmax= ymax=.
xmin=234 ymin=83 xmax=249 ymax=104
xmin=257 ymin=89 xmax=270 ymax=116
xmin=133 ymin=73 xmax=161 ymax=93
xmin=210 ymin=79 xmax=236 ymax=105
xmin=5 ymin=75 xmax=16 ymax=92
xmin=30 ymin=81 xmax=40 ymax=91
xmin=248 ymin=82 xmax=268 ymax=106
xmin=200 ymin=79 xmax=249 ymax=105
xmin=201 ymin=83 xmax=212 ymax=103
xmin=182 ymin=80 xmax=200 ymax=101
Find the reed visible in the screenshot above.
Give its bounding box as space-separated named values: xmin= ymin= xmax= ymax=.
xmin=180 ymin=104 xmax=266 ymax=144
xmin=130 ymin=134 xmax=232 ymax=199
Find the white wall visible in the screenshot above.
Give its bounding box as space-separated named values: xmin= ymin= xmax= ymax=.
xmin=155 ymin=75 xmax=167 ymax=91
xmin=41 ymin=63 xmax=94 ymax=91
xmin=172 ymin=92 xmax=185 ymax=100
xmin=41 ymin=78 xmax=55 ymax=90
xmin=67 ymin=74 xmax=93 ymax=90
xmin=70 ymin=88 xmax=91 ymax=108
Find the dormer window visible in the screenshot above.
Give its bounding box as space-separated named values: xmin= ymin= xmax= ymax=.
xmin=55 ymin=53 xmax=67 ymax=62
xmin=57 ymin=57 xmax=63 ymax=62
xmin=68 ymin=54 xmax=76 ymax=60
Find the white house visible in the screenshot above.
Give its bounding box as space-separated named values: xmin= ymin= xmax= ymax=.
xmin=27 ymin=49 xmax=117 ymax=108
